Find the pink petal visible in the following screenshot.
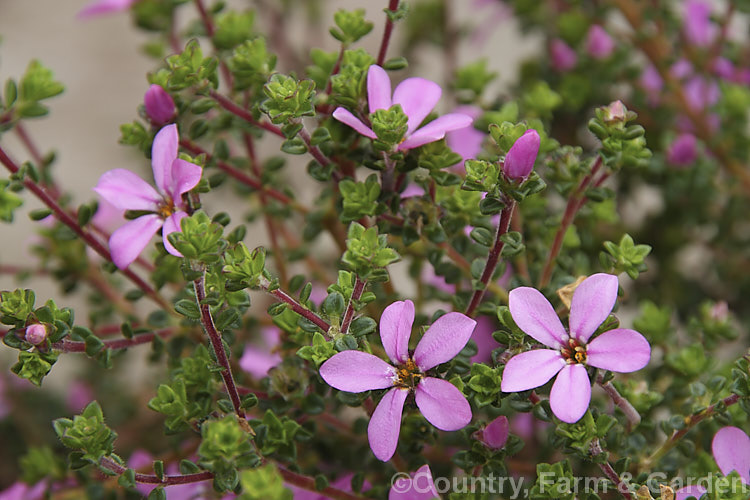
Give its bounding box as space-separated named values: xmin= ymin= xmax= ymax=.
xmin=508 ymin=287 xmax=567 ymax=348
xmin=151 ymin=124 xmax=179 ymax=195
xmin=143 ymin=84 xmax=175 ymax=125
xmin=501 ymin=349 xmax=565 ymax=392
xmin=162 ymin=211 xmax=187 ymax=257
xmin=239 ymin=345 xmax=281 ymax=379
xmin=368 ymin=388 xmax=408 ymax=461
xmin=503 ymin=129 xmax=540 ymax=181
xmin=319 ymin=351 xmax=396 ymax=393
xmin=94 ymin=169 xmax=161 ymax=212
xmin=169 ymin=158 xmax=203 ymax=202
xmin=569 ymin=273 xmax=619 ymax=343
xmin=470 ymin=315 xmax=500 ymax=364
xmin=389 ymin=464 xmax=439 ymax=500
xmin=332 ymin=108 xmax=377 ymax=139
xmin=674 ymin=485 xmax=707 ymax=500
xmin=413 ymin=312 xmax=477 ymax=371
xmin=109 ymin=215 xmax=163 ymax=269
xmin=712 ymin=426 xmax=750 ymax=483
xmin=550 ymin=364 xmax=591 ymax=423
xmin=446 ymin=106 xmax=485 ymax=163
xmin=414 ymin=377 xmax=471 ymax=431
xmin=585 ymin=329 xmax=651 ymax=373
xmin=392 ymin=77 xmax=442 ymax=136
xmin=367 ymin=65 xmax=392 ymax=113
xmin=380 ymin=300 xmax=415 ymax=365
xmin=398 ymin=113 xmax=474 ymax=151
xmin=77 ymin=0 xmax=134 ymax=19
xmin=479 ymin=415 xmax=509 ymax=450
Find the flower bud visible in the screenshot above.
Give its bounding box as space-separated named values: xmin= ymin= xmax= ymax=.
xmin=476 ymin=415 xmax=509 ymax=450
xmin=602 ymin=100 xmax=627 ymax=124
xmin=585 ymin=25 xmax=615 ymax=60
xmin=550 ymin=39 xmax=577 ymax=72
xmin=25 ymin=324 xmax=47 ymax=345
xmin=503 ymin=129 xmax=540 ymax=181
xmin=666 ymin=133 xmax=697 ymax=166
xmin=144 ymin=84 xmax=175 ymax=125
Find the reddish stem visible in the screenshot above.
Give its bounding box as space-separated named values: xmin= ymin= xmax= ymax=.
xmin=340 ymin=277 xmax=366 ymax=333
xmin=52 ymin=329 xmax=173 ymax=352
xmin=209 ymin=91 xmax=285 ymax=137
xmin=264 ymin=283 xmax=331 ymax=332
xmin=590 ymin=439 xmax=634 ymax=500
xmin=377 ymin=0 xmax=401 ymax=66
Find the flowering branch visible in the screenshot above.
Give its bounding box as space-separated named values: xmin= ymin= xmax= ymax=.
xmin=340 ymin=276 xmax=366 ymax=333
xmin=193 ymin=271 xmax=247 ymax=422
xmin=465 ymin=202 xmax=516 ymax=317
xmin=51 ymin=329 xmax=173 ymax=353
xmin=0 ymin=144 xmax=170 ymax=311
xmin=590 ymin=438 xmax=634 ymax=500
xmin=377 ymin=0 xmax=400 ymax=66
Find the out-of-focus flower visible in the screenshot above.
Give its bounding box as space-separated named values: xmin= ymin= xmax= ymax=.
xmin=640 ymin=65 xmax=663 ymax=104
xmin=319 ymin=300 xmax=476 ymax=461
xmin=144 ymin=84 xmax=176 ymax=126
xmin=77 ymin=0 xmax=136 ymax=19
xmin=666 ymin=133 xmax=698 ymax=167
xmin=0 ymin=481 xmax=46 ymax=500
xmin=504 ymin=129 xmax=540 ymax=181
xmin=683 ymin=76 xmax=720 ymax=112
xmin=66 ymin=381 xmax=95 ymax=413
xmin=333 ymin=65 xmax=473 ymax=151
xmin=389 ymin=464 xmax=440 ymax=500
xmin=94 ymin=124 xmax=202 ymax=269
xmin=446 ymin=105 xmax=485 ymax=171
xmin=683 ymin=0 xmax=715 ymax=48
xmin=585 ymin=25 xmax=615 ymax=60
xmin=671 ymin=59 xmax=694 ymax=80
xmin=239 ymin=327 xmax=282 ymax=379
xmin=713 ymin=57 xmax=735 ymax=80
xmin=550 ymin=39 xmax=577 ymax=72
xmin=501 ymin=274 xmax=651 ymax=423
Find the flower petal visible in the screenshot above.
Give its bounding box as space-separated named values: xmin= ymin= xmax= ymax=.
xmin=550 ymin=364 xmax=591 ymax=423
xmin=169 ymin=159 xmax=203 ymax=201
xmin=413 ymin=312 xmax=477 ymax=371
xmin=77 ymin=0 xmax=134 ymax=18
xmin=94 ymin=169 xmax=161 ymax=212
xmin=398 ymin=113 xmax=474 ymax=151
xmin=161 ymin=211 xmax=187 ymax=257
xmin=380 ymin=300 xmax=415 ymax=365
xmin=392 ymin=77 xmax=442 ymax=135
xmin=585 ymin=329 xmax=651 ymax=373
xmin=109 ymin=215 xmax=163 ymax=269
xmin=479 ymin=415 xmax=509 ymax=450
xmin=674 ymin=485 xmax=707 ymax=500
xmin=332 ymin=108 xmax=377 ymax=139
xmin=367 ymin=65 xmax=392 ymax=113
xmin=712 ymin=426 xmax=750 ymax=483
xmin=501 ymin=349 xmax=565 ymax=392
xmin=151 ymin=124 xmax=179 ymax=195
xmin=239 ymin=344 xmax=281 ymax=379
xmin=389 ymin=465 xmax=439 ymax=500
xmin=415 ymin=377 xmax=471 ymax=431
xmin=508 ymin=287 xmax=567 ymax=348
xmin=320 ymin=351 xmax=396 ymax=393
xmin=368 ymin=388 xmax=408 ymax=461
xmin=569 ymin=273 xmax=619 ymax=343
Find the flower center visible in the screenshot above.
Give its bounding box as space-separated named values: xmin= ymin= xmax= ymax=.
xmin=560 ymin=337 xmax=587 ymax=365
xmin=157 ymin=199 xmax=176 ymax=218
xmin=394 ymin=358 xmax=423 ymax=389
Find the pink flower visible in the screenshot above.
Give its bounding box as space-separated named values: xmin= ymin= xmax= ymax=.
xmin=77 ymin=0 xmax=136 ymax=19
xmin=683 ymin=0 xmax=715 ymax=48
xmin=666 ymin=133 xmax=698 ymax=166
xmin=671 ymin=59 xmax=694 ymax=80
xmin=475 ymin=415 xmax=509 ymax=450
xmin=504 ymin=129 xmax=540 ymax=181
xmin=683 ymin=76 xmax=720 ymax=112
xmin=713 ymin=57 xmax=735 ymax=80
xmin=500 ymin=274 xmax=651 ymax=423
xmin=389 ymin=464 xmax=440 ymax=500
xmin=144 ymin=85 xmax=176 ymax=126
xmin=332 ymin=65 xmax=473 ymax=151
xmin=446 ymin=105 xmax=485 ymax=172
xmin=239 ymin=327 xmax=282 ymax=379
xmin=94 ymin=124 xmax=202 ymax=269
xmin=25 ymin=324 xmax=47 ymax=345
xmin=640 ymin=65 xmax=663 ymax=104
xmin=675 ymin=426 xmax=750 ymax=500
xmin=66 ymin=381 xmax=95 ymax=413
xmin=585 ymin=25 xmax=615 ymax=60
xmin=319 ymin=300 xmax=476 ymax=461
xmin=550 ymin=39 xmax=577 ymax=72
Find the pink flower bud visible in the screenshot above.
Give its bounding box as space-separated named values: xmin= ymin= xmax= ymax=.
xmin=585 ymin=25 xmax=615 ymax=60
xmin=144 ymin=84 xmax=175 ymax=125
xmin=476 ymin=415 xmax=509 ymax=450
xmin=602 ymin=100 xmax=627 ymax=123
xmin=550 ymin=39 xmax=577 ymax=72
xmin=666 ymin=133 xmax=698 ymax=166
xmin=504 ymin=129 xmax=540 ymax=181
xmin=25 ymin=324 xmax=47 ymax=345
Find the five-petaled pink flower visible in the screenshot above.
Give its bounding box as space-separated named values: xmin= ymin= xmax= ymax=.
xmin=319 ymin=300 xmax=476 ymax=462
xmin=500 ymin=273 xmax=651 ymax=423
xmin=94 ymin=124 xmax=202 ymax=269
xmin=675 ymin=426 xmax=750 ymax=500
xmin=332 ymin=65 xmax=473 ymax=151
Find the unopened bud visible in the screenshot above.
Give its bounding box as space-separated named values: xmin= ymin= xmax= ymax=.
xmin=26 ymin=323 xmax=47 ymax=345
xmin=476 ymin=415 xmax=509 ymax=450
xmin=144 ymin=84 xmax=176 ymax=125
xmin=503 ymin=129 xmax=540 ymax=181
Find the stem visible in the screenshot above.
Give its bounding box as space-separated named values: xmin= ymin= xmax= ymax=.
xmin=0 ymin=145 xmax=169 ymax=310
xmin=277 ymin=466 xmax=366 ymax=500
xmin=100 ymin=457 xmax=213 ymax=485
xmin=194 ymin=0 xmax=233 ymax=89
xmin=193 ymin=272 xmax=247 ymax=422
xmin=261 ymin=279 xmax=331 ymax=332
xmin=180 ymin=139 xmax=307 ymax=213
xmin=324 ymin=45 xmax=346 ymax=97
xmin=465 ymin=202 xmax=516 ymax=317
xmin=596 ymin=374 xmax=641 ymax=431
xmin=341 ymin=277 xmax=366 ymax=333
xmin=377 ymin=0 xmax=400 ymax=66
xmin=510 ymin=204 xmax=531 ymax=282
xmin=209 ymin=91 xmax=285 ymax=137
xmin=538 ymin=157 xmax=602 ymax=288
xmin=590 ymin=438 xmax=634 ymax=500
xmin=647 ymin=393 xmax=742 ymax=466
xmin=297 ymin=126 xmax=332 ymax=167
xmin=52 ymin=329 xmax=173 ymax=352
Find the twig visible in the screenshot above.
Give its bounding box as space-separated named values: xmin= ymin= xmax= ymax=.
xmin=52 ymin=329 xmax=173 ymax=352
xmin=208 ymin=91 xmax=285 ymax=137
xmin=377 ymin=0 xmax=401 ymax=66
xmin=596 ymin=374 xmax=641 ymax=431
xmin=100 ymin=457 xmax=213 ymax=485
xmin=260 ymin=278 xmax=331 ymax=333
xmin=590 ymin=438 xmax=634 ymax=500
xmin=341 ymin=277 xmax=366 ymax=333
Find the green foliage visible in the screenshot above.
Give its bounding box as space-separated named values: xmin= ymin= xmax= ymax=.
xmin=0 ymin=288 xmax=35 ymax=325
xmin=453 ymin=59 xmax=497 ymax=100
xmin=223 ymin=243 xmax=266 ymax=290
xmin=165 ymin=39 xmax=219 ymax=91
xmin=588 ymin=101 xmax=651 ymax=170
xmin=341 ymin=222 xmax=400 ymax=280
xmin=466 ymin=363 xmax=502 ymax=407
xmin=339 ymin=175 xmax=381 ymax=221
xmin=168 ymin=211 xmax=226 ymax=264
xmin=198 ymin=415 xmax=258 ymax=492
xmin=252 ymin=410 xmax=306 ymax=459
xmin=11 ymin=350 xmax=57 ymax=386
xmin=522 ymin=81 xmax=562 ymax=119
xmin=0 ymin=179 xmax=23 ymax=222
xmin=239 ymin=464 xmax=291 ymax=500
xmin=370 ymin=104 xmax=408 ymax=150
xmin=633 ymin=301 xmax=672 ymax=344
xmin=230 ymin=38 xmax=277 ymax=91
xmin=329 ymin=9 xmax=373 ymax=45
xmin=296 ymin=331 xmax=336 ymax=367
xmin=528 ymin=461 xmax=579 ymax=500
xmin=53 ymin=401 xmax=117 ymax=464
xmin=213 ymin=11 xmax=255 ymax=51
xmin=12 ymin=60 xmax=65 ymax=119
xmin=600 ymin=234 xmax=651 ymax=280
xmin=330 ymin=49 xmax=374 ymax=108
xmin=261 ymin=74 xmax=316 ymax=124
